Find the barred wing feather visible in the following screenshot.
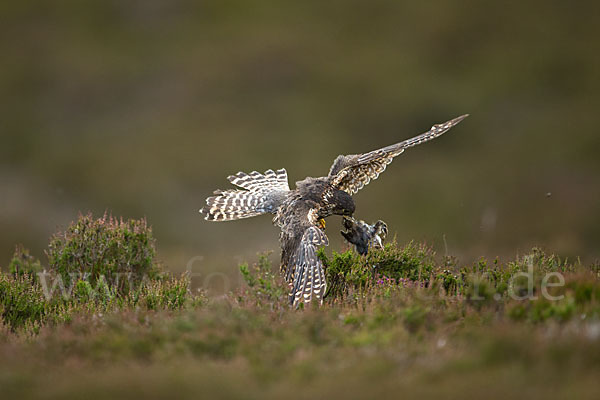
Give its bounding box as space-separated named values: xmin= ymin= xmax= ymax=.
xmin=328 ymin=114 xmax=468 ymax=195
xmin=289 ymin=226 xmax=328 ymax=306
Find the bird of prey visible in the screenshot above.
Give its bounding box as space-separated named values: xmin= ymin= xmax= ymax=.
xmin=201 ymin=114 xmax=468 ymax=306
xmin=341 ymin=216 xmax=388 ymax=256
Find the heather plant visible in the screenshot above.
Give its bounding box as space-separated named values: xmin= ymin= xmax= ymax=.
xmin=0 ymin=271 xmax=70 ymax=332
xmin=458 ymin=248 xmax=578 ymax=306
xmin=46 ymin=212 xmax=161 ymax=292
xmin=319 ymin=241 xmax=437 ymax=301
xmin=0 ymin=272 xmax=47 ymax=331
xmin=2 ymin=219 xmax=598 ymax=337
xmin=135 ymin=275 xmax=192 ymax=310
xmin=318 ymin=249 xmax=369 ymax=301
xmin=307 ymin=243 xmax=600 ymax=321
xmin=0 ymin=213 xmax=204 ymax=332
xmin=238 ymin=253 xmax=287 ymax=308
xmin=364 ymin=240 xmax=436 ymax=282
xmin=0 ymin=267 xmax=199 ymax=332
xmin=8 ymin=245 xmax=43 ymax=282
xmin=2 ymin=240 xmax=600 ymax=399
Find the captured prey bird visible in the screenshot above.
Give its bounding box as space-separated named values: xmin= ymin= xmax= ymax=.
xmin=201 ymin=114 xmax=468 ymax=306
xmin=341 ymin=216 xmax=388 ymax=256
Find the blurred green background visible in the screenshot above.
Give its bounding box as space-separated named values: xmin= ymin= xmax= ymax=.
xmin=1 ymin=0 xmax=599 ymax=278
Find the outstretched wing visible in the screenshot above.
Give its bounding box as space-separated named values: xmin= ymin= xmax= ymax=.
xmin=278 ymin=199 xmax=328 ymax=306
xmin=288 ymin=225 xmax=328 ymax=306
xmin=327 ymin=114 xmax=468 ymax=195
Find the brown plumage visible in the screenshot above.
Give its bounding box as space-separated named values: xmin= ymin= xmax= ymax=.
xmin=201 ymin=114 xmax=468 ymax=306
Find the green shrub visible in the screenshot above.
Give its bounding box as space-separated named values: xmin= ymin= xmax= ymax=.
xmin=320 ymin=249 xmax=369 ymax=301
xmin=1 ymin=214 xmax=203 ymax=332
xmin=239 ymin=253 xmax=287 ymax=307
xmin=0 ymin=269 xmax=198 ymax=331
xmin=436 ymin=268 xmax=462 ymax=295
xmin=8 ymin=245 xmax=43 ymax=282
xmin=0 ymin=272 xmax=65 ymax=332
xmin=463 ymin=273 xmax=497 ymax=309
xmin=46 ymin=212 xmax=161 ymax=293
xmin=365 ymin=241 xmax=436 ymax=282
xmin=137 ymin=276 xmax=191 ymax=310
xmin=319 ymin=241 xmax=436 ymax=301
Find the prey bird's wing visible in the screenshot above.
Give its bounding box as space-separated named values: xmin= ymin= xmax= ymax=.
xmin=327 ymin=114 xmax=468 ymax=195
xmin=278 ymin=200 xmax=328 ymax=306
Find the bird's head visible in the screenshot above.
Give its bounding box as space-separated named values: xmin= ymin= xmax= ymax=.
xmin=330 ymin=189 xmax=355 ymax=217
xmin=374 ymin=220 xmax=388 ymax=240
xmin=342 ymin=215 xmax=356 ymax=230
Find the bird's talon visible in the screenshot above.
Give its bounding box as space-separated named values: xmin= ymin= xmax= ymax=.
xmin=318 ymin=218 xmax=326 ymax=229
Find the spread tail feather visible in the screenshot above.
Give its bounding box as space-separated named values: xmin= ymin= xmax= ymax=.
xmin=201 ymin=190 xmax=267 ymax=221
xmin=201 ymin=168 xmax=289 ymax=221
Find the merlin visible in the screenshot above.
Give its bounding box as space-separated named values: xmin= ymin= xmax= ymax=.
xmin=201 ymin=114 xmax=468 ymax=306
